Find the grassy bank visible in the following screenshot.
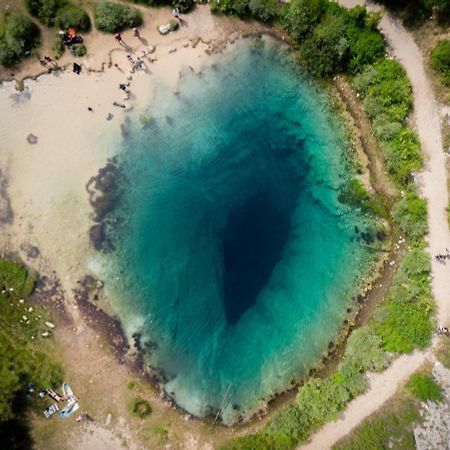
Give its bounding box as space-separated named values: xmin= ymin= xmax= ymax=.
xmin=0 ymin=260 xmax=63 ymax=448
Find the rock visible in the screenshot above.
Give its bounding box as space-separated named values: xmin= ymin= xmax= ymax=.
xmin=159 ymin=24 xmax=171 ymax=35
xmin=41 ymin=331 xmax=51 ymax=338
xmin=105 ymin=413 xmax=112 ymax=426
xmin=45 ymin=321 xmax=55 ymax=329
xmin=22 ymin=315 xmax=27 ymax=321
xmin=27 ymin=133 xmax=38 ymax=144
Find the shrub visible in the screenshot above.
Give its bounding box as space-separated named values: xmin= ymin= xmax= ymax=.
xmin=94 ymin=1 xmax=143 ymax=33
xmin=55 ymin=4 xmax=90 ymax=31
xmin=347 ymin=28 xmax=385 ymax=72
xmin=375 ymin=249 xmax=434 ymax=353
xmin=209 ymin=0 xmax=250 ymax=16
xmin=248 ymin=0 xmax=278 ymax=22
xmin=407 ymin=373 xmax=442 ymax=401
xmin=52 ymin=32 xmax=65 ymax=58
xmin=392 ymin=192 xmax=428 ymax=243
xmin=72 ymin=43 xmax=86 ymax=56
xmin=430 ymin=39 xmax=450 ymax=86
xmin=296 ymin=378 xmax=349 ymax=426
xmin=354 ymin=59 xmax=412 ymax=123
xmin=128 ymin=397 xmax=152 ymax=418
xmin=0 ymin=12 xmax=40 ymax=67
xmin=26 ymin=0 xmax=64 ymax=27
xmin=169 ymin=19 xmax=178 ymax=31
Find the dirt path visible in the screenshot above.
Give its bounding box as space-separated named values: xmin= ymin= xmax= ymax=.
xmin=301 ymin=2 xmax=450 ymax=449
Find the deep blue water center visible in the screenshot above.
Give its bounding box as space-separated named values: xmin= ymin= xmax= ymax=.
xmin=223 ymin=191 xmax=294 ymax=324
xmin=101 ymin=39 xmax=372 ymax=423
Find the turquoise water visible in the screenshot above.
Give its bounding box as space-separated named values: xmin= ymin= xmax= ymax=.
xmin=99 ymin=39 xmax=373 ymax=423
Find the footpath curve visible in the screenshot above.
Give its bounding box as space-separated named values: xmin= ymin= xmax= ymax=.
xmin=301 ymin=2 xmax=450 ymax=449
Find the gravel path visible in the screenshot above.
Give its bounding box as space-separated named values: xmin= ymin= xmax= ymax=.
xmin=300 ymin=2 xmax=450 ymax=449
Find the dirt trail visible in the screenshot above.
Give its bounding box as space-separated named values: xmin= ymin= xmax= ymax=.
xmin=301 ymin=2 xmax=450 ymax=449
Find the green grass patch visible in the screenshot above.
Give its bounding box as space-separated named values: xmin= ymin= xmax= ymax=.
xmin=374 ymin=249 xmax=434 ymax=353
xmin=0 ymin=260 xmax=63 ymax=426
xmin=407 ymin=373 xmax=442 ymax=402
xmin=129 ymin=397 xmax=152 ymax=419
xmin=333 ymin=396 xmax=419 ymax=450
xmin=339 ymin=178 xmax=387 ymax=218
xmin=0 ymin=260 xmax=36 ymax=299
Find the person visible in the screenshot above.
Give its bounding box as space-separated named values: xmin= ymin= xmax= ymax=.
xmin=172 ymin=7 xmax=180 ymax=19
xmin=115 ymin=33 xmax=124 ymax=45
xmin=132 ymin=27 xmax=140 ymax=38
xmin=73 ymin=62 xmax=81 ymax=74
xmin=40 ymin=59 xmax=51 ymax=69
xmin=134 ymin=58 xmax=144 ymax=70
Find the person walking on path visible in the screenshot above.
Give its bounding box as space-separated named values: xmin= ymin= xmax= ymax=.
xmin=115 ymin=33 xmax=125 ymax=46
xmin=132 ymin=27 xmax=140 ymax=38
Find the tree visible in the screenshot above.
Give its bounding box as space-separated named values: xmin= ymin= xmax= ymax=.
xmin=282 ymin=0 xmax=327 ymax=42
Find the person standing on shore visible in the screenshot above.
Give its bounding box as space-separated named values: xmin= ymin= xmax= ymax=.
xmin=172 ymin=7 xmax=181 ymax=21
xmin=132 ymin=27 xmax=140 ymax=39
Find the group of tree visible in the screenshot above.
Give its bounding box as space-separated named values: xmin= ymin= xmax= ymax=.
xmin=375 ymin=0 xmax=450 ymax=27
xmin=25 ymin=0 xmax=90 ymax=31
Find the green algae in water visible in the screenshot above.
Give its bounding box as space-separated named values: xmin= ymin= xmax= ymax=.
xmin=98 ymin=39 xmax=374 ymax=423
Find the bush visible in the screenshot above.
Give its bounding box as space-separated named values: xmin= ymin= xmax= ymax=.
xmin=0 ymin=12 xmax=40 ymax=67
xmin=384 ymin=128 xmax=422 ymax=187
xmin=55 ymin=4 xmax=90 ymax=31
xmin=72 ymin=43 xmax=86 ymax=56
xmin=248 ymin=0 xmax=278 ymax=22
xmin=169 ymin=19 xmax=178 ymax=31
xmin=430 ymin=39 xmax=450 ymax=86
xmin=52 ymin=32 xmax=65 ymax=58
xmin=25 ymin=0 xmax=64 ymax=27
xmin=407 ymin=373 xmax=442 ymax=402
xmin=128 ymin=397 xmax=152 ymax=418
xmin=94 ymin=1 xmax=143 ymax=33
xmin=392 ymin=192 xmax=428 ymax=243
xmin=209 ymin=0 xmax=250 ymax=17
